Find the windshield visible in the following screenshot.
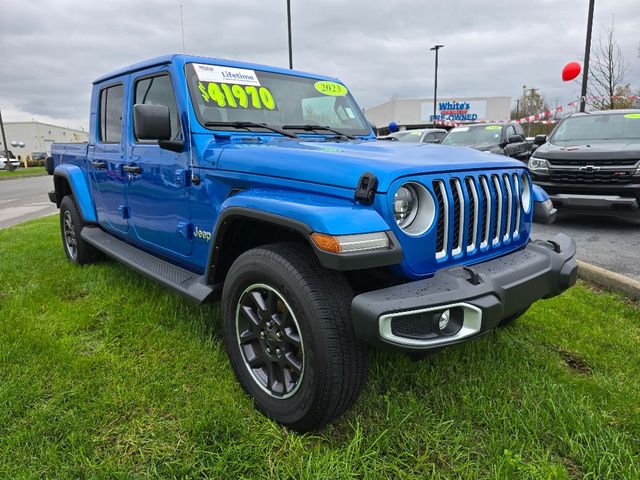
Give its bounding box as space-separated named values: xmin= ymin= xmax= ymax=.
xmin=551 ymin=112 xmax=640 ymax=142
xmin=186 ymin=63 xmax=371 ymax=136
xmin=394 ymin=130 xmax=424 ymax=143
xmin=441 ymin=125 xmax=502 ymax=146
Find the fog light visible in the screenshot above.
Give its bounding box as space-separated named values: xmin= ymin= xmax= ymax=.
xmin=438 ymin=310 xmax=451 ymax=331
xmin=433 ymin=307 xmax=464 ymax=336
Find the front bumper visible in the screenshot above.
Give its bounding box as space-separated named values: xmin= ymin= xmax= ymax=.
xmin=549 ymin=193 xmax=640 ymax=218
xmin=351 ymin=233 xmax=577 ymax=352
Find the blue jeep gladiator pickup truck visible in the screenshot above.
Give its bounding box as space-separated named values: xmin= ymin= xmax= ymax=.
xmin=47 ymin=54 xmax=576 ymax=432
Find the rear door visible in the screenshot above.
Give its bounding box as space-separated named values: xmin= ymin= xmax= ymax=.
xmin=125 ymin=68 xmax=192 ymax=257
xmin=88 ymin=79 xmax=130 ymax=233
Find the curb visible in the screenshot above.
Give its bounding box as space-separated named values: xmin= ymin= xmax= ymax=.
xmin=578 ymin=260 xmax=640 ymax=302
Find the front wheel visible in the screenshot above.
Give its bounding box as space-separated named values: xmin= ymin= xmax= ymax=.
xmin=221 ymin=243 xmax=370 ymax=432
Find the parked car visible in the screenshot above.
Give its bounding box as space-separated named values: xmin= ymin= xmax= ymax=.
xmin=529 ymin=109 xmax=640 ymax=218
xmin=47 ymin=54 xmax=576 ymax=432
xmin=0 ymin=151 xmax=20 ymax=170
xmin=29 ymin=152 xmax=48 ymax=167
xmin=379 ymin=128 xmax=447 ymax=143
xmin=441 ymin=122 xmax=531 ymax=162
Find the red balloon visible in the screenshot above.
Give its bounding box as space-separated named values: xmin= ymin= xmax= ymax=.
xmin=562 ymin=62 xmax=581 ymax=81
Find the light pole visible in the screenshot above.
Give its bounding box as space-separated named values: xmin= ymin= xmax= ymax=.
xmin=579 ymin=0 xmax=595 ymax=112
xmin=287 ymin=0 xmax=293 ymax=69
xmin=430 ymin=45 xmax=444 ymax=126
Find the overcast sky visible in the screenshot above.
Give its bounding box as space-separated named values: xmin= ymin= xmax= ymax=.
xmin=1 ymin=0 xmax=638 ymax=130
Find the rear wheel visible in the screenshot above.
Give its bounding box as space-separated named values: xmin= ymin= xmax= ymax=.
xmin=59 ymin=196 xmax=100 ymax=265
xmin=221 ymin=243 xmax=370 ymax=432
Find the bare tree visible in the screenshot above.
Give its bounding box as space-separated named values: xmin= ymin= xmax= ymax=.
xmin=588 ymin=20 xmax=631 ymax=110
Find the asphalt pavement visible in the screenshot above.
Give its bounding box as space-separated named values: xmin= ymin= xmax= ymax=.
xmin=532 ymin=213 xmax=640 ymax=282
xmin=0 ymin=175 xmax=57 ymax=229
xmin=1 ymin=175 xmax=638 ymax=281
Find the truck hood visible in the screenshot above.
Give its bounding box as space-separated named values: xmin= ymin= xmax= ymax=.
xmin=213 ymin=138 xmax=522 ymax=192
xmin=534 ymin=140 xmax=640 ymax=161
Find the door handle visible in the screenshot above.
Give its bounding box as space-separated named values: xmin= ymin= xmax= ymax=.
xmin=123 ymin=165 xmax=142 ymax=175
xmin=91 ymin=161 xmax=106 ymax=169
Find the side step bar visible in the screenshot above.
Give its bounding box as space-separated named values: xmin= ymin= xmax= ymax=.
xmin=81 ymin=226 xmax=219 ymax=304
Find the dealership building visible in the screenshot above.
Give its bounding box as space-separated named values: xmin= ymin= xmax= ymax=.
xmin=364 ymin=96 xmax=512 ymax=132
xmin=0 ymin=121 xmax=88 ymax=160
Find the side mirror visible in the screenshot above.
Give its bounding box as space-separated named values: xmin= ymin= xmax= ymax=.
xmin=369 ymin=121 xmax=378 ymax=136
xmin=508 ymin=134 xmax=525 ymax=144
xmin=133 ymin=104 xmax=171 ymax=141
xmin=133 ymin=104 xmax=184 ymax=152
xmin=534 ymin=134 xmax=547 ymax=146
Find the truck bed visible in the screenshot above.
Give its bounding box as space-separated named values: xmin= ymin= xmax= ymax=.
xmin=50 ymin=143 xmax=89 ymax=171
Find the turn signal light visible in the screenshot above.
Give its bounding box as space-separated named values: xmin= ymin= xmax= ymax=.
xmin=311 ymin=232 xmax=390 ymax=254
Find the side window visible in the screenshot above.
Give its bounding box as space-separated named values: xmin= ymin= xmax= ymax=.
xmin=134 ymin=75 xmax=181 ymax=141
xmin=514 ymin=124 xmax=525 ymax=137
xmin=505 ymin=125 xmax=516 ymax=140
xmin=99 ymin=84 xmax=124 ymax=143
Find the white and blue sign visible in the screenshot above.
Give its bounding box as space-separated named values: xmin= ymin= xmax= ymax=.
xmin=420 ymin=100 xmax=487 ymax=122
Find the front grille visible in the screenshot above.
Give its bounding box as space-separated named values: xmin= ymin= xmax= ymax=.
xmin=433 ymin=172 xmax=525 ymax=260
xmin=433 ymin=181 xmax=448 ymax=258
xmin=549 ymin=170 xmax=635 ymax=185
xmin=547 ymin=159 xmax=638 ymax=167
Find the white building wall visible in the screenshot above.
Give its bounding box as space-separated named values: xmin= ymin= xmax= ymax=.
xmin=0 ymin=122 xmax=87 ymax=159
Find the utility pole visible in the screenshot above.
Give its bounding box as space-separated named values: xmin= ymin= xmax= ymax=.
xmin=287 ymin=0 xmax=293 ymax=69
xmin=430 ymin=45 xmax=444 ymax=126
xmin=0 ymin=107 xmax=10 ymax=163
xmin=580 ymin=0 xmax=595 ymax=112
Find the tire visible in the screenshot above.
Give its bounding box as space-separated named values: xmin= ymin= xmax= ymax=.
xmin=59 ymin=195 xmax=100 ymax=265
xmin=221 ymin=242 xmax=370 ymax=432
xmin=498 ymin=307 xmax=530 ymax=327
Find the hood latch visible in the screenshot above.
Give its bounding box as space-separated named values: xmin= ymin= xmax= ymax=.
xmin=355 ymin=172 xmax=378 ymax=205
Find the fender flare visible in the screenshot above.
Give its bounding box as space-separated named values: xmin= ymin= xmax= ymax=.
xmin=532 ymin=184 xmax=557 ymax=224
xmin=53 ymin=164 xmax=97 ymax=223
xmin=204 ymin=206 xmax=402 ymax=284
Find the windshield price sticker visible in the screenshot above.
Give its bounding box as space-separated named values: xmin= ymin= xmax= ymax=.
xmin=624 ymin=113 xmax=640 ymax=119
xmin=193 ymin=63 xmax=261 ymax=87
xmin=314 ymin=81 xmax=348 ymax=96
xmin=485 ymin=125 xmax=501 ymax=130
xmin=198 ymin=81 xmax=277 ymax=111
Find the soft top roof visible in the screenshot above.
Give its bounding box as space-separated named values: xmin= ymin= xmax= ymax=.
xmin=93 ymin=54 xmax=341 ymax=85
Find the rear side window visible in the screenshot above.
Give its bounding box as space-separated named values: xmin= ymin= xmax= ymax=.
xmin=134 ymin=74 xmax=181 ymax=141
xmin=99 ymin=84 xmax=124 ymax=143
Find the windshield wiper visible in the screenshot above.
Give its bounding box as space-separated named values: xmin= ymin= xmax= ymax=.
xmin=204 ymin=121 xmax=299 ymax=138
xmin=282 ymin=124 xmax=356 ymax=139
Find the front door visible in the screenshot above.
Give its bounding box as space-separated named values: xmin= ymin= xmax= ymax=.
xmin=89 ymin=80 xmax=129 ymax=233
xmin=125 ymin=70 xmax=192 ymax=257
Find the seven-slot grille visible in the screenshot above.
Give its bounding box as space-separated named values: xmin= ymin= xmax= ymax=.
xmin=433 ymin=172 xmax=524 ymax=260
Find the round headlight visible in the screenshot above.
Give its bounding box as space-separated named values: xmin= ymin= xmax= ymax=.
xmin=394 ymin=185 xmax=418 ymax=227
xmin=393 ymin=182 xmax=436 ymax=236
xmin=521 ymin=173 xmax=532 ymax=213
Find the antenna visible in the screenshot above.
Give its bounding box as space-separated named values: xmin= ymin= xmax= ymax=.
xmin=180 ymin=4 xmax=185 ymax=53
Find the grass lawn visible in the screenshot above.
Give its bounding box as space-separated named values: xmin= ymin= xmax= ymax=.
xmin=0 ymin=166 xmax=47 ymax=179
xmin=1 ymin=216 xmax=638 ymax=479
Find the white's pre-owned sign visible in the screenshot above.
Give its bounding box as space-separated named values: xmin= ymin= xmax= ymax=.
xmin=420 ymin=100 xmax=487 ymax=122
